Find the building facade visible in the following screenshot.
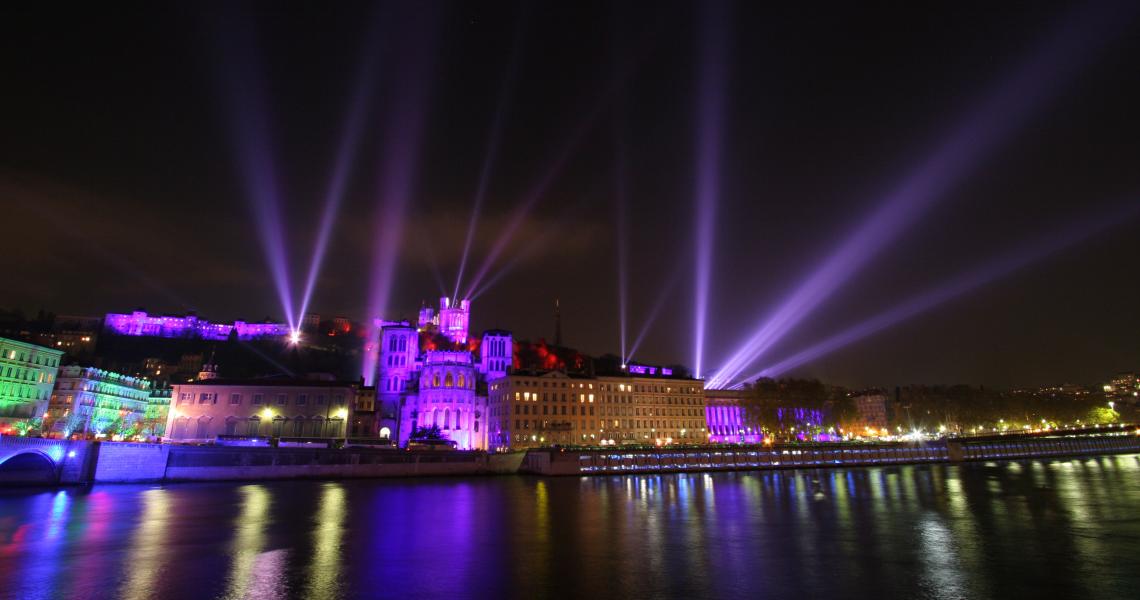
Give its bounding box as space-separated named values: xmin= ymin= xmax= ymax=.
xmin=850 ymin=390 xmax=890 ymax=432
xmin=0 ymin=337 xmax=63 ymax=430
xmin=103 ymin=310 xmax=289 ymax=340
xmin=165 ymin=379 xmax=365 ymax=442
xmin=704 ymin=389 xmax=759 ymax=443
xmin=48 ymin=365 xmax=152 ymax=438
xmin=145 ymin=387 xmax=172 ymax=438
xmin=486 ymin=370 xmax=707 ymax=451
xmin=370 ymin=298 xmax=512 ymax=450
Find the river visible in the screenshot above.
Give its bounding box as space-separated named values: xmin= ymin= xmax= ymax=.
xmin=2 ymin=455 xmax=1139 ymax=599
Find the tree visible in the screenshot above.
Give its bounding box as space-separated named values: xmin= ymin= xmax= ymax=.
xmin=1085 ymin=406 xmax=1120 ymax=425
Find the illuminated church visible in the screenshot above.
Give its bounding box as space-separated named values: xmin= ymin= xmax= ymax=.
xmin=372 ymin=297 xmax=511 ymax=450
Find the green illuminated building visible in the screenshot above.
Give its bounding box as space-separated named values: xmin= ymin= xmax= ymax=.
xmin=0 ymin=336 xmax=63 ymax=432
xmin=48 ymin=366 xmax=151 ymax=438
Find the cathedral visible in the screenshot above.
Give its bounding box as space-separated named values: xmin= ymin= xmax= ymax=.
xmin=372 ymin=297 xmax=511 ymax=450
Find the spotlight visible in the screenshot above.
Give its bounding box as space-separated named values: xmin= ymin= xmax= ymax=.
xmin=289 ymin=331 xmax=301 ymax=345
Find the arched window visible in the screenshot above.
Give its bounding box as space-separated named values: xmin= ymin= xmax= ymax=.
xmin=432 ymin=374 xmax=440 ymax=388
xmin=225 ymin=417 xmax=240 ymax=436
xmin=456 ymin=410 xmax=462 ymax=429
xmin=379 ymin=426 xmax=391 ymax=439
xmin=195 ymin=416 xmax=211 ymax=439
xmin=247 ymin=416 xmax=261 ymax=437
xmin=445 ymin=373 xmax=454 ymax=388
xmin=309 ymin=417 xmax=324 ymax=437
xmin=173 ymin=417 xmax=191 ymax=439
xmin=443 ymin=408 xmax=450 ymax=429
xmin=458 ymin=374 xmax=466 ymax=388
xmin=293 ymin=417 xmax=306 ymax=436
xmin=432 ymin=409 xmax=440 ymax=428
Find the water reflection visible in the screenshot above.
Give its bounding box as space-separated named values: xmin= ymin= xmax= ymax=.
xmin=122 ymin=488 xmax=170 ymax=600
xmin=305 ymin=483 xmax=346 ymax=600
xmin=0 ymin=457 xmax=1138 ymax=599
xmin=223 ymin=484 xmax=280 ymax=600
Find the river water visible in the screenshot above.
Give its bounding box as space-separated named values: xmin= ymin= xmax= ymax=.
xmin=1 ymin=455 xmax=1139 ymax=599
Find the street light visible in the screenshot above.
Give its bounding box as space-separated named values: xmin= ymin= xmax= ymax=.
xmin=335 ymin=407 xmax=348 ymax=445
xmin=261 ymin=407 xmax=274 ymax=438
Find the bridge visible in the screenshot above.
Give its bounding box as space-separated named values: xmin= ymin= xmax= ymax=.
xmin=0 ymin=436 xmax=93 ymax=484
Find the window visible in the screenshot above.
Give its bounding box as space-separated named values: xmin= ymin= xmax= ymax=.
xmin=335 ymin=395 xmax=344 ymax=406
xmin=379 ymin=426 xmax=391 ymax=439
xmin=276 ymin=394 xmax=287 ymax=405
xmin=198 ymin=392 xmax=211 ymax=404
xmin=195 ymin=417 xmax=211 ymax=438
xmin=297 ymin=394 xmax=307 ymax=405
xmin=252 ymin=394 xmax=264 ymax=405
xmin=316 ymin=395 xmax=326 ymax=405
xmin=229 ymin=393 xmax=242 ymax=405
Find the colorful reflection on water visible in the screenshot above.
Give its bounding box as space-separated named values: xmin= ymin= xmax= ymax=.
xmin=1 ymin=456 xmax=1139 ymax=599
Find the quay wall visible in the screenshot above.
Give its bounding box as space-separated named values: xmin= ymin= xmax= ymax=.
xmin=161 ymin=446 xmax=492 ymax=481
xmin=5 ymin=430 xmax=1139 ymax=485
xmin=523 ymin=430 xmax=1140 ymax=476
xmin=93 ymin=442 xmax=170 ymax=482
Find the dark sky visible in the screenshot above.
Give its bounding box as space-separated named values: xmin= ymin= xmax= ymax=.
xmin=3 ymin=1 xmax=1139 ymax=388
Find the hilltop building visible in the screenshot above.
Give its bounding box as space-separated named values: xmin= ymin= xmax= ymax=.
xmin=372 ymin=297 xmax=510 ymax=450
xmin=103 ymin=310 xmax=289 ymax=340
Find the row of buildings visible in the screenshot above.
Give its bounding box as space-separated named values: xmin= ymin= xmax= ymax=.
xmin=1 ymin=336 xmax=170 ymax=438
xmin=163 ymin=297 xmax=731 ymax=450
xmin=1 ymin=296 xmax=905 ymax=449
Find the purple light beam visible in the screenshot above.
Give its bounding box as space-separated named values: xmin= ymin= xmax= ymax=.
xmin=296 ymin=19 xmax=385 ymax=323
xmin=467 ymin=194 xmax=592 ymax=302
xmin=707 ymin=2 xmax=1139 ymax=389
xmin=692 ymin=0 xmax=729 ymax=379
xmin=362 ymin=5 xmax=440 ymax=383
xmin=626 ymin=267 xmax=683 ymax=365
xmin=215 ymin=14 xmax=297 ymax=331
xmin=461 ymin=18 xmax=667 ymax=301
xmin=614 ymin=115 xmax=630 ymax=364
xmin=453 ymin=13 xmax=525 ymax=301
xmin=744 ymin=201 xmax=1140 ymax=383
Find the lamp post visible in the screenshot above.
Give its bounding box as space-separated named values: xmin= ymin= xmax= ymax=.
xmin=335 ymin=408 xmax=349 ymax=446
xmin=261 ymin=407 xmax=274 ymax=438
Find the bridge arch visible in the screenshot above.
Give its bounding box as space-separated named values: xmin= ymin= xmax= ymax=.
xmin=0 ymin=450 xmax=58 ymax=484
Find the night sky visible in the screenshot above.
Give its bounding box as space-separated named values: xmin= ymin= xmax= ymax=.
xmin=3 ymin=1 xmax=1139 ymax=388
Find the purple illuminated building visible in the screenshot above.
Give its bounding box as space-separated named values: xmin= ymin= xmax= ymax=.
xmin=704 ymin=389 xmax=761 ymax=444
xmin=103 ymin=310 xmax=290 ymax=341
xmin=373 ymin=298 xmax=510 ymax=450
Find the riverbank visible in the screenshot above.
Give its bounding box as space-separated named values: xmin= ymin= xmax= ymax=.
xmin=1 ymin=426 xmax=1137 ymax=485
